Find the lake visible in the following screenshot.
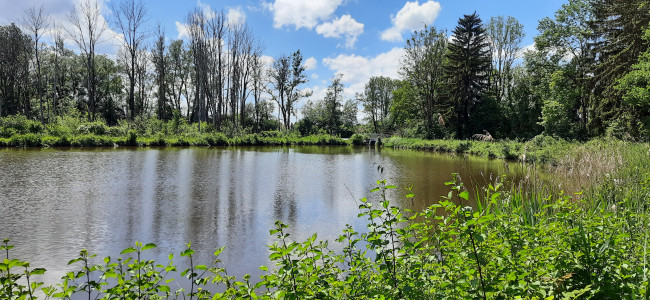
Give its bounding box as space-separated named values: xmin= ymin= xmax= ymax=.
xmin=0 ymin=146 xmax=524 ymax=289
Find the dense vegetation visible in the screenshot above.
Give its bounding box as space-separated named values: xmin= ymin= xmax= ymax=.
xmin=2 ymin=0 xmax=650 ymax=141
xmin=2 ymin=141 xmax=649 ymax=299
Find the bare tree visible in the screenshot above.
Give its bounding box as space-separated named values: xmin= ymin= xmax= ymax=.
xmin=50 ymin=21 xmax=65 ymax=117
xmin=487 ymin=16 xmax=524 ymax=103
xmin=187 ymin=8 xmax=208 ymax=130
xmin=251 ymin=49 xmax=268 ymax=132
xmin=23 ymin=4 xmax=49 ymax=123
xmin=112 ymin=0 xmax=147 ymax=120
xmin=206 ymin=10 xmax=227 ymax=128
xmin=167 ymin=39 xmax=190 ymax=117
xmin=65 ymin=0 xmax=107 ymax=121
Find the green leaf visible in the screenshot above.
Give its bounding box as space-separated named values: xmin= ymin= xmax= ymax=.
xmin=459 ymin=191 xmax=469 ymax=200
xmin=142 ymin=243 xmax=157 ymax=251
xmin=120 ymin=247 xmax=136 ymax=254
xmin=30 ymin=268 xmax=46 ymax=275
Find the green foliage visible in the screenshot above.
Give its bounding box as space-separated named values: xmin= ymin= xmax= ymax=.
xmin=349 ymin=133 xmax=368 ymax=146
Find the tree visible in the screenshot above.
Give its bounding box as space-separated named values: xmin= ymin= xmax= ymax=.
xmin=615 ymin=28 xmax=650 ymax=139
xmin=487 ymin=16 xmax=524 ymax=104
xmin=0 ymin=24 xmax=32 ymax=117
xmin=401 ymin=25 xmax=447 ymax=137
xmin=268 ymin=50 xmax=310 ymax=130
xmin=112 ymin=0 xmax=147 ymax=121
xmin=152 ymin=25 xmax=170 ymax=120
xmin=445 ymin=12 xmax=491 ymax=138
xmin=22 ymin=4 xmax=49 ymax=123
xmin=323 ymin=74 xmax=344 ymax=135
xmin=166 ymin=39 xmax=191 ymax=119
xmin=358 ymin=76 xmax=399 ymax=133
xmin=65 ymin=0 xmax=107 ymax=121
xmin=535 ymin=0 xmax=592 ymax=134
xmin=588 ymin=0 xmax=650 ymax=135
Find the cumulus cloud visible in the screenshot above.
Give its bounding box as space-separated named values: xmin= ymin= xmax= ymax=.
xmin=227 ymin=6 xmax=246 ymax=26
xmin=322 ymin=47 xmax=405 ymax=99
xmin=304 ymin=57 xmax=318 ymax=70
xmin=196 ymin=0 xmax=216 ymax=20
xmin=315 ymin=14 xmax=364 ymax=48
xmin=175 ymin=21 xmax=189 ymax=39
xmin=381 ymin=0 xmax=441 ymax=42
xmin=265 ymin=0 xmax=342 ymax=30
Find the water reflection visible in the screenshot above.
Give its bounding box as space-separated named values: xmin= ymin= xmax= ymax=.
xmin=0 ymin=146 xmax=523 ymax=288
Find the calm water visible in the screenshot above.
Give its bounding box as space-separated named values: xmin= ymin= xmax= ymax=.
xmin=0 ymin=146 xmax=519 ymax=288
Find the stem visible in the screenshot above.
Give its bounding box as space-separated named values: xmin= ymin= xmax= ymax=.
xmin=189 ymin=254 xmax=194 ymax=300
xmin=137 ymin=250 xmax=141 ymax=300
xmin=279 ymin=227 xmax=298 ymax=297
xmin=85 ymin=256 xmax=91 ymax=300
xmin=468 ymin=225 xmax=487 ymax=300
xmin=25 ymin=267 xmax=34 ymax=300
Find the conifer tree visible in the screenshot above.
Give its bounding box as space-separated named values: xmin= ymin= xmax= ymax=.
xmin=445 ymin=12 xmax=491 ymax=138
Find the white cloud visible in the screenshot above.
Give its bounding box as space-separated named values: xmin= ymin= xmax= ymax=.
xmin=322 ymin=47 xmax=405 ymax=100
xmin=304 ymin=57 xmax=317 ymax=70
xmin=175 ymin=21 xmax=189 ymax=39
xmin=227 ymin=6 xmax=246 ymax=26
xmin=381 ymin=0 xmax=441 ymax=42
xmin=265 ymin=0 xmax=342 ymax=30
xmin=311 ymin=73 xmax=319 ymax=80
xmin=197 ymin=0 xmax=216 ymax=20
xmin=315 ymin=14 xmax=364 ymax=48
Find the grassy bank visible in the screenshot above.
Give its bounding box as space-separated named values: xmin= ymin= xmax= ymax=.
xmin=0 ymin=115 xmax=347 ymax=147
xmin=0 ymin=131 xmax=347 ymax=148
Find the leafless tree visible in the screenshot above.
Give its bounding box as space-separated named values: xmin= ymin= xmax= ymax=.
xmin=112 ymin=0 xmax=148 ymax=120
xmin=65 ymin=0 xmax=107 ymax=121
xmin=50 ymin=21 xmax=65 ymax=117
xmin=23 ymin=4 xmax=49 ymax=123
xmin=206 ymin=11 xmax=226 ymax=128
xmin=487 ymin=16 xmax=524 ymax=103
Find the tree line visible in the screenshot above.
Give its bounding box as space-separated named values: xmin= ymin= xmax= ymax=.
xmin=357 ymin=0 xmax=650 ymax=141
xmin=1 ymin=0 xmax=649 ymax=141
xmin=0 ymin=0 xmax=315 ymax=134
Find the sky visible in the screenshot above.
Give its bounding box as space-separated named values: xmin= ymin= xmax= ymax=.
xmin=0 ymin=0 xmax=568 ymax=116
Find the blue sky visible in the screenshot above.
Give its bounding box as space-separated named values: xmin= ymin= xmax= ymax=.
xmin=1 ymin=0 xmax=567 ymax=112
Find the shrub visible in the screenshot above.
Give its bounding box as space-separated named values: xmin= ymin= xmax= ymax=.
xmin=349 ymin=133 xmax=368 ymax=146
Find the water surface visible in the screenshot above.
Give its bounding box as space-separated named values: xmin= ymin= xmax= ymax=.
xmin=0 ymin=146 xmax=517 ymax=288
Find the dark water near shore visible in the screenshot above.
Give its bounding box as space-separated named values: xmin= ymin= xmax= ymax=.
xmin=0 ymin=146 xmax=525 ymax=289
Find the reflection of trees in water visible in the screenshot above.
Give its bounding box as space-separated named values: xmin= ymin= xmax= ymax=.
xmin=273 ymin=149 xmax=297 ymax=224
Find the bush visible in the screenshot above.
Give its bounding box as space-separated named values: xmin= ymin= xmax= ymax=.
xmin=77 ymin=121 xmax=108 ymax=135
xmin=9 ymin=133 xmax=42 ymax=147
xmin=126 ymin=130 xmax=138 ymax=146
xmin=349 ymin=133 xmax=368 ymax=146
xmin=0 ymin=115 xmax=43 ymax=135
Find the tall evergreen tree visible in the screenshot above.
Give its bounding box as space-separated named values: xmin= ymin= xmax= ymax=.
xmin=445 ymin=12 xmax=491 ymax=138
xmin=588 ymin=0 xmax=650 ymax=135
